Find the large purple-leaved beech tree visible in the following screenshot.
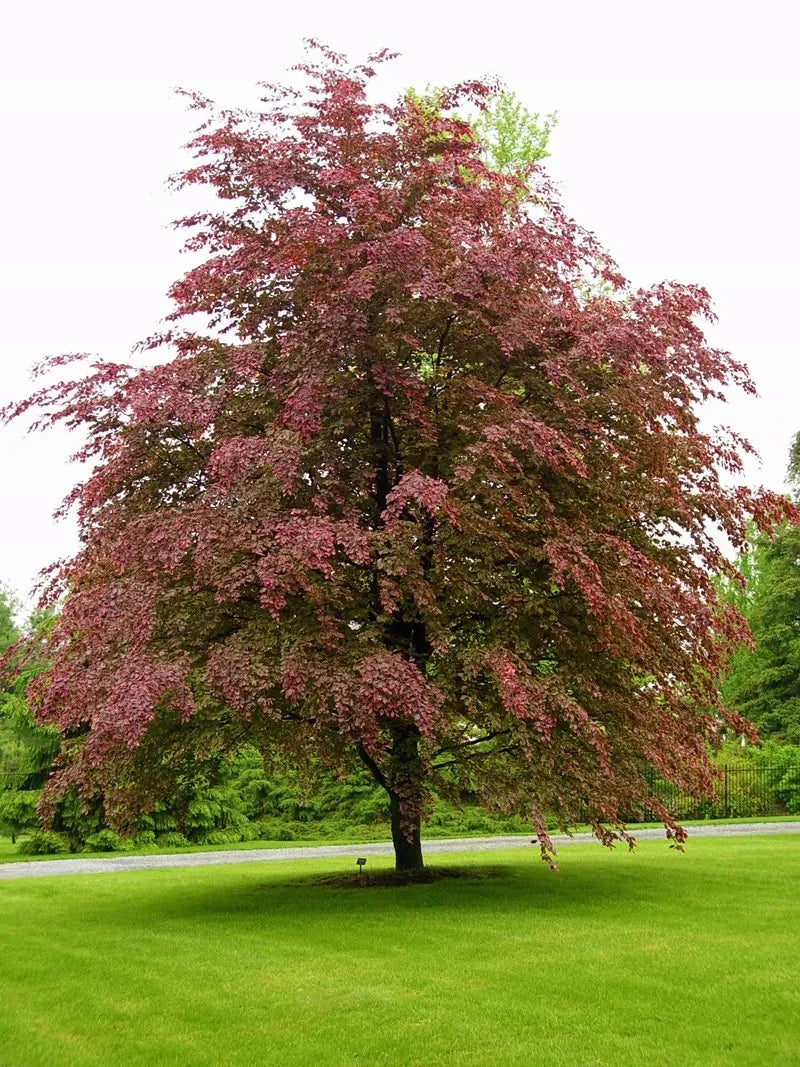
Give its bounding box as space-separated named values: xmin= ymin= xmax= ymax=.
xmin=3 ymin=44 xmax=790 ymax=872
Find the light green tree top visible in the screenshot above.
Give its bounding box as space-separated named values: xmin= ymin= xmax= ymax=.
xmin=405 ymin=85 xmax=556 ymax=179
xmin=473 ymin=91 xmax=556 ymax=176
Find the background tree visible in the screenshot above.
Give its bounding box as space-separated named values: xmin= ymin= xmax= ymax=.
xmin=719 ymin=443 xmax=800 ymax=744
xmin=408 ymin=85 xmax=555 ymax=178
xmin=473 ymin=90 xmax=555 ymax=176
xmin=0 ymin=608 xmax=61 ymax=843
xmin=0 ymin=585 xmax=19 ymax=653
xmin=2 ymin=43 xmax=791 ymax=873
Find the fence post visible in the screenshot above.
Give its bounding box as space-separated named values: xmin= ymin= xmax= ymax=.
xmin=723 ymin=764 xmax=729 ymax=818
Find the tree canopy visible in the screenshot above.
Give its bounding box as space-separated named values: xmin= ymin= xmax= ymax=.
xmin=2 ymin=43 xmax=791 ymax=871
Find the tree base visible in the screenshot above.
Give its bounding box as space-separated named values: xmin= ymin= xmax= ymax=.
xmin=288 ymin=865 xmax=506 ymax=889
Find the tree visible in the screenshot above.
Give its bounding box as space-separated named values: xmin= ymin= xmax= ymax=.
xmin=408 ymin=85 xmax=555 ymax=178
xmin=0 ymin=790 xmax=38 ymax=845
xmin=0 ymin=609 xmax=61 ymax=842
xmin=0 ymin=585 xmax=19 ymax=654
xmin=2 ymin=43 xmax=791 ymax=873
xmin=720 ymin=523 xmax=800 ymax=746
xmin=472 ymin=90 xmax=555 ymax=176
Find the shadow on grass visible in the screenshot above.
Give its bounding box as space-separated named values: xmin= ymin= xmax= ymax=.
xmin=145 ymin=851 xmax=676 ymax=924
xmin=276 ymin=863 xmax=509 ymax=889
xmin=18 ymin=841 xmax=737 ymax=933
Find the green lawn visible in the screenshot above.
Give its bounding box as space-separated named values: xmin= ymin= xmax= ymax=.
xmin=1 ymin=835 xmax=798 ymax=1065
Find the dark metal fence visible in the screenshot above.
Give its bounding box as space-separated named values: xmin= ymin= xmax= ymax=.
xmin=641 ymin=764 xmax=799 ymax=821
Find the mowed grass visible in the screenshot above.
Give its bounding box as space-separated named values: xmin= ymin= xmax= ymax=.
xmin=1 ymin=836 xmax=798 ymax=1066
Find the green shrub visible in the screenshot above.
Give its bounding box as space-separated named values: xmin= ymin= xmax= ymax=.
xmin=154 ymin=832 xmax=190 ymax=848
xmin=251 ymin=819 xmax=297 ymax=841
xmin=150 ymin=811 xmax=178 ymax=834
xmin=83 ymin=829 xmax=123 ymax=852
xmin=185 ymin=786 xmax=249 ymax=836
xmin=196 ymin=829 xmax=243 ymax=845
xmin=50 ymin=788 xmax=106 ymax=852
xmin=16 ymin=830 xmax=69 ymax=855
xmin=132 ymin=829 xmax=156 ymax=846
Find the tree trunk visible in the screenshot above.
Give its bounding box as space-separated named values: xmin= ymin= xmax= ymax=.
xmin=387 ymin=723 xmax=425 ymax=873
xmin=390 ymin=793 xmax=424 ymax=873
xmin=357 ymin=721 xmax=426 ymax=874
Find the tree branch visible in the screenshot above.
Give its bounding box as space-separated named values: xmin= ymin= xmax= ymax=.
xmin=435 ymin=729 xmax=511 ymax=756
xmin=357 ymin=743 xmax=388 ymax=789
xmin=386 ymin=410 xmax=403 ymax=475
xmin=432 ymin=744 xmax=519 ymax=770
xmin=435 ymin=315 xmax=455 ymax=369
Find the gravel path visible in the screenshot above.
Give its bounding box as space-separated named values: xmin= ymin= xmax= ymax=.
xmin=1 ymin=821 xmax=797 ymax=880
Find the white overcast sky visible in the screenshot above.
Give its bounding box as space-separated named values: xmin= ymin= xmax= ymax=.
xmin=1 ymin=0 xmax=799 ymax=605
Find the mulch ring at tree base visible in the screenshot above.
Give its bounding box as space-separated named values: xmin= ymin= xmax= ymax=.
xmin=268 ymin=865 xmax=508 ymax=890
